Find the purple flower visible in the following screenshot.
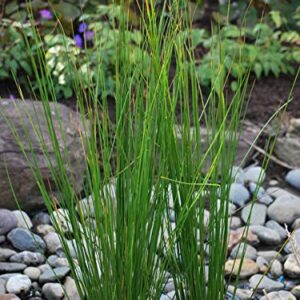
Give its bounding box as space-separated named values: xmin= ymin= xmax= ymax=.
xmin=9 ymin=94 xmax=15 ymax=100
xmin=74 ymin=34 xmax=83 ymax=48
xmin=84 ymin=30 xmax=94 ymax=41
xmin=40 ymin=9 xmax=53 ymax=20
xmin=78 ymin=22 xmax=88 ymax=33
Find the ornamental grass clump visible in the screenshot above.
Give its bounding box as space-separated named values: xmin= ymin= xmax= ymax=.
xmin=5 ymin=1 xmax=273 ymax=299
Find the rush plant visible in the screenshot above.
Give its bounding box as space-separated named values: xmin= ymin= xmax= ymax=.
xmin=4 ymin=1 xmax=278 ymax=300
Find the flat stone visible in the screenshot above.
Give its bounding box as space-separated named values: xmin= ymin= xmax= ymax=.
xmin=265 ymin=220 xmax=287 ymax=240
xmin=0 ymin=237 xmax=5 ymax=244
xmin=0 ymin=262 xmax=26 ymax=272
xmin=261 ymin=291 xmax=296 ymax=300
xmin=230 ymin=242 xmax=257 ymax=260
xmin=23 ymin=267 xmax=41 ymax=281
xmin=39 ymin=267 xmax=70 ymax=284
xmin=63 ymin=276 xmax=80 ymax=300
xmin=249 ymin=182 xmax=273 ymax=205
xmin=284 ymin=254 xmax=300 ymax=278
xmin=249 ymin=225 xmax=282 ymax=245
xmin=44 ymin=232 xmax=62 ymax=254
xmin=0 ymin=248 xmax=17 ymax=262
xmin=229 ymin=183 xmax=251 ymax=207
xmin=268 ymin=194 xmax=300 ymax=224
xmin=244 ymin=166 xmax=266 ymax=183
xmin=12 ymin=211 xmax=32 ymax=229
xmin=225 ymin=258 xmax=258 ymax=279
xmin=6 ymin=275 xmax=31 ymax=294
xmin=42 ymin=283 xmax=64 ymax=300
xmin=228 ymin=228 xmax=259 ymax=251
xmin=7 ymin=228 xmax=46 ymax=253
xmin=249 ymin=274 xmax=284 ymax=291
xmin=286 ymin=169 xmax=300 ymax=191
xmin=0 ymin=210 xmax=17 ymax=235
xmin=241 ymin=203 xmax=267 ymax=225
xmin=9 ymin=251 xmax=45 ymax=266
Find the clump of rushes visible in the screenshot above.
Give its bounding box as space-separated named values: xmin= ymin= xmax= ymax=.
xmin=7 ymin=1 xmax=260 ymax=300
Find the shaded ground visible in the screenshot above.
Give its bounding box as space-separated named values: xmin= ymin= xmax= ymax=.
xmin=1 ymin=73 xmax=299 ymax=124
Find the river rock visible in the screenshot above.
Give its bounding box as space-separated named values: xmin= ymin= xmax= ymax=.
xmin=36 ymin=224 xmax=55 ymax=236
xmin=230 ymin=217 xmax=242 ymax=229
xmin=249 ymin=225 xmax=282 ymax=245
xmin=0 ymin=99 xmax=88 ymax=211
xmin=228 ymin=228 xmax=259 ymax=251
xmin=229 ymin=183 xmax=250 ymax=206
xmin=241 ymin=204 xmax=267 ymax=225
xmin=266 ymin=187 xmax=298 ymax=199
xmin=265 ymin=220 xmax=287 ymax=240
xmin=286 ymin=169 xmax=300 ymax=191
xmin=39 ymin=267 xmax=70 ymax=284
xmin=268 ymin=194 xmax=300 ymax=224
xmin=0 ymin=210 xmax=17 ymax=235
xmin=32 ymin=212 xmax=51 ymax=226
xmin=225 ymin=258 xmax=258 ymax=279
xmin=270 ymin=259 xmax=283 ymax=277
xmin=249 ymin=274 xmax=284 ymax=291
xmin=44 ymin=232 xmax=62 ymax=254
xmin=9 ymin=251 xmax=45 ymax=266
xmin=6 ymin=275 xmax=31 ymax=294
xmin=230 ymin=166 xmax=245 ymax=184
xmin=0 ymin=249 xmax=16 ymax=262
xmin=249 ymin=183 xmax=273 ymax=205
xmin=24 ymin=267 xmax=41 ymax=281
xmin=291 ymin=285 xmax=300 ymax=298
xmin=285 ymin=228 xmax=300 ymax=254
xmin=0 ymin=262 xmax=26 ymax=272
xmin=244 ymin=166 xmax=266 ymax=183
xmin=63 ymin=277 xmax=80 ymax=300
xmin=227 ymin=285 xmax=253 ymax=300
xmin=284 ymin=254 xmax=300 ymax=278
xmin=76 ymin=196 xmax=94 ymax=217
xmin=256 ymin=256 xmax=269 ymax=273
xmin=261 ymin=291 xmax=296 ymax=300
xmin=7 ymin=228 xmax=46 ymax=253
xmin=230 ymin=242 xmax=257 ymax=260
xmin=257 ymin=251 xmax=283 ymax=262
xmin=42 ymin=283 xmax=64 ymax=300
xmin=12 ymin=211 xmax=32 ymax=229
xmin=0 ymin=294 xmax=21 ymax=300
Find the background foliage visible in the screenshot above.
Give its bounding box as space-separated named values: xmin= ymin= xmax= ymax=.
xmin=0 ymin=0 xmax=299 ymax=99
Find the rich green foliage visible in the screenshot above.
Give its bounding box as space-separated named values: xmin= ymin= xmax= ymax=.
xmin=190 ymin=22 xmax=299 ymax=90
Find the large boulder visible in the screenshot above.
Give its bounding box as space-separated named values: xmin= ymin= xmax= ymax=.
xmin=0 ymin=99 xmax=88 ymax=211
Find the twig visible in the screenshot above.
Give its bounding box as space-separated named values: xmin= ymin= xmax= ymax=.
xmin=241 ymin=138 xmax=294 ymax=169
